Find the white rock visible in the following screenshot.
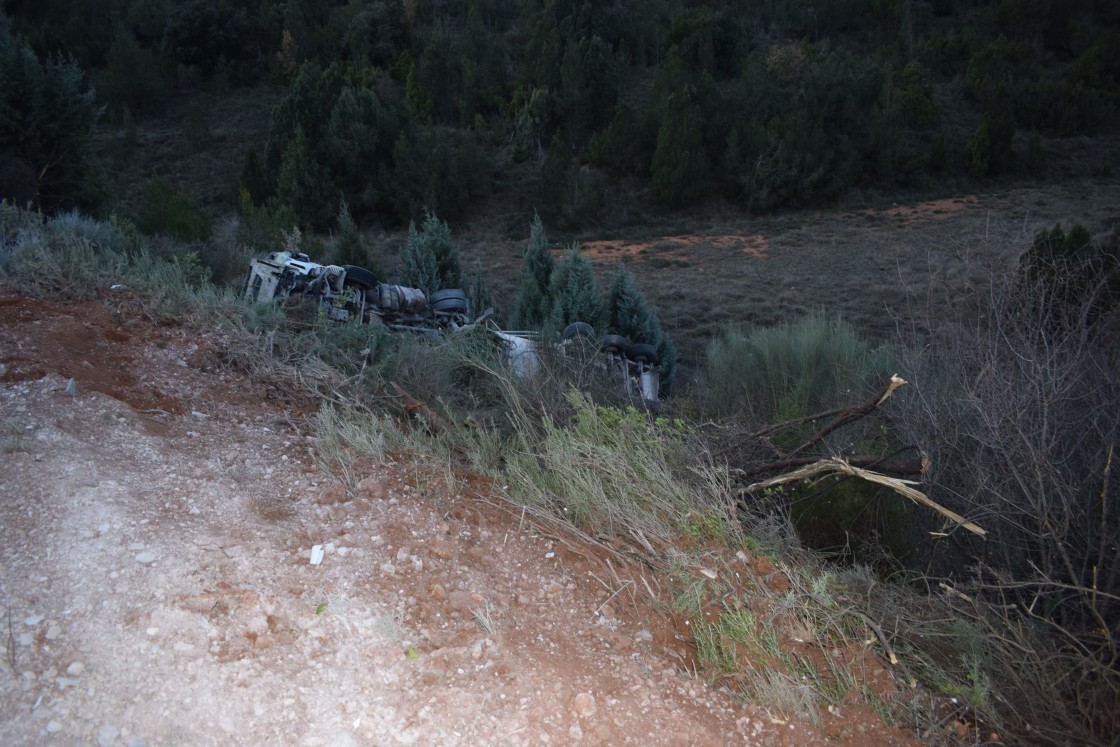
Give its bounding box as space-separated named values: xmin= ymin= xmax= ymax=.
xmin=309 ymin=545 xmax=325 ymax=566
xmin=45 ymin=624 xmax=62 ymax=640
xmin=97 ymin=723 xmax=119 ymax=746
xmin=134 ymin=551 xmax=156 ymax=564
xmin=23 ymin=614 xmax=44 ymax=626
xmin=66 ymin=661 xmax=84 ymax=676
xmin=572 ymin=692 xmax=598 ymax=719
xmin=46 ymin=721 xmax=62 ymax=733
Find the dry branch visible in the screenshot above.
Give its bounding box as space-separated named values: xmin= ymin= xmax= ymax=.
xmin=736 ymin=450 xmax=925 ymax=479
xmin=780 ymin=374 xmax=908 ymax=460
xmin=744 ymin=456 xmax=987 ymax=537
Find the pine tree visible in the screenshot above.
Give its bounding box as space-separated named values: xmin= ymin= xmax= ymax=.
xmin=331 ymin=197 xmax=384 ymax=276
xmin=605 ymin=266 xmax=678 ymax=389
xmin=398 ymin=219 xmax=439 ymax=297
xmin=548 ymin=244 xmax=603 ymax=333
xmin=276 ymin=126 xmax=335 ymax=228
xmin=421 ymin=209 xmax=462 ymax=290
xmin=650 ymin=90 xmax=711 ymax=208
xmin=467 ymin=258 xmax=492 ymax=319
xmin=0 ymin=17 xmax=104 ymax=212
xmin=509 ymin=213 xmax=555 ymax=330
xmin=397 ymin=210 xmax=461 ymax=297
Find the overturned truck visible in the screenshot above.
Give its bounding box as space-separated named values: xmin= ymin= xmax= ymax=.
xmin=241 ymin=251 xmax=659 ymax=402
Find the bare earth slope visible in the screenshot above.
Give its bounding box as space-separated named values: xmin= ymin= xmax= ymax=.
xmin=0 ymin=295 xmax=914 ymax=746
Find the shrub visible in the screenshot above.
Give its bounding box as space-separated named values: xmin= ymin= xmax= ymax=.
xmin=234 ymin=191 xmax=298 ymax=254
xmin=136 ymin=177 xmax=212 ymax=242
xmin=328 ymin=197 xmax=384 ymax=278
xmin=703 ymin=311 xmax=893 ymax=423
xmin=1018 ymin=222 xmax=1120 ymax=330
xmin=894 ymin=245 xmax=1120 ymax=744
xmin=505 ymin=391 xmax=732 ymax=544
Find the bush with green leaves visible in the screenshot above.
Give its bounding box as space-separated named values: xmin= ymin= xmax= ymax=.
xmin=703 ymin=310 xmax=893 ymax=423
xmin=233 ymin=191 xmax=298 ymax=255
xmin=466 ymin=257 xmax=492 ymax=319
xmin=328 ymin=197 xmax=384 ymax=278
xmin=505 ymin=391 xmax=732 ymax=545
xmin=1 ymin=202 xmax=209 ymax=317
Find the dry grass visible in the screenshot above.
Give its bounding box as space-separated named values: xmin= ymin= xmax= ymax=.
xmin=453 ymin=177 xmax=1120 ymax=371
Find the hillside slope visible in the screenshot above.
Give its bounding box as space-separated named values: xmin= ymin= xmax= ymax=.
xmin=0 ymin=293 xmax=916 ymax=746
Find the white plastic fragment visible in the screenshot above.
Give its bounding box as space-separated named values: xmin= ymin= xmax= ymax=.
xmin=309 ymin=545 xmax=324 ymax=566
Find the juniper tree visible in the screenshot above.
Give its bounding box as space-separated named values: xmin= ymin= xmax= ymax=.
xmin=0 ymin=17 xmax=104 ymax=212
xmin=398 ymin=219 xmax=439 ymax=297
xmin=509 ymin=213 xmax=555 ymax=330
xmin=398 ymin=209 xmax=461 ymax=297
xmin=467 ymin=258 xmax=492 ymax=319
xmin=605 ymin=266 xmax=677 ymax=389
xmin=331 ymin=197 xmax=384 ymax=277
xmin=548 ymin=244 xmax=603 ymax=333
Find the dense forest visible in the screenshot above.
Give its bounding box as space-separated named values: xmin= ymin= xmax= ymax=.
xmin=2 ymin=0 xmax=1119 ymax=230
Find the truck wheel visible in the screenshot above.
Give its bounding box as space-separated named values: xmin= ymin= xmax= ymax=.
xmin=430 ymin=289 xmax=469 ymax=315
xmin=341 ymin=266 xmax=377 ymax=289
xmin=624 ymin=343 xmax=658 ymax=365
xmin=563 ymin=322 xmax=595 ymax=340
xmin=599 ymin=335 xmax=628 ymax=355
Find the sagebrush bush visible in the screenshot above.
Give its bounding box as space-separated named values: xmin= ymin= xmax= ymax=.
xmin=704 ymin=310 xmax=895 ymax=423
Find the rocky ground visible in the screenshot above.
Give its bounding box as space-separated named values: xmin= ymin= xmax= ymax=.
xmin=0 ymin=292 xmax=917 ymax=746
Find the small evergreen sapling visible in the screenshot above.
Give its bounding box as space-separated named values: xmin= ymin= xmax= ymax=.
xmin=605 ymin=266 xmax=677 ymax=389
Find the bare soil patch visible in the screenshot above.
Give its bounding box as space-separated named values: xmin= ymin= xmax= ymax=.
xmin=0 ymin=295 xmax=917 ymax=745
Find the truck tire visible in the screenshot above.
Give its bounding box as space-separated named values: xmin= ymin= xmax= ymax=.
xmin=341 ymin=265 xmax=378 ymax=289
xmin=624 ymin=343 xmax=658 ymax=365
xmin=430 ymin=289 xmax=469 ymax=315
xmin=599 ymin=335 xmax=628 ymax=356
xmin=563 ymin=322 xmax=595 ymax=340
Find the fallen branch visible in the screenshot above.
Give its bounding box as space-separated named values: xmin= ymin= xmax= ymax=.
xmin=782 ymin=374 xmax=908 ymax=460
xmin=744 ymin=456 xmax=987 ymax=537
xmin=735 ymin=449 xmax=925 ymax=479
